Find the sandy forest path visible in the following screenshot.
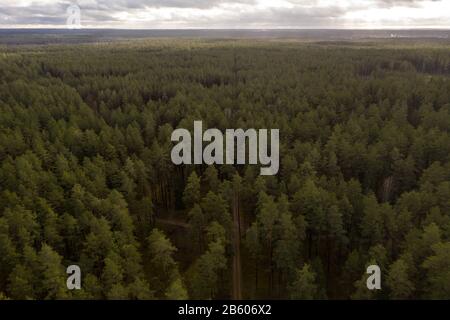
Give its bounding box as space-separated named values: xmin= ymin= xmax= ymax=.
xmin=232 ymin=193 xmax=242 ymax=300
xmin=155 ymin=217 xmax=191 ymax=229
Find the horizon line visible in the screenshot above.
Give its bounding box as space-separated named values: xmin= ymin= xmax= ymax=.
xmin=1 ymin=27 xmax=450 ymax=31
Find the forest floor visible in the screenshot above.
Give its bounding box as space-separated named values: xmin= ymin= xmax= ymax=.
xmin=155 ymin=217 xmax=191 ymax=229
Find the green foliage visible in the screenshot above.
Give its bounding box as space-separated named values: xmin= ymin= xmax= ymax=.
xmin=289 ymin=264 xmax=318 ymax=300
xmin=422 ymin=242 xmax=450 ymax=299
xmin=187 ymin=223 xmax=227 ymax=299
xmin=183 ymin=172 xmax=201 ymax=209
xmin=165 ymin=278 xmax=188 ymax=300
xmin=386 ymin=258 xmax=415 ymax=299
xmin=147 ymin=229 xmax=181 ymax=296
xmin=0 ymin=40 xmax=449 ymax=300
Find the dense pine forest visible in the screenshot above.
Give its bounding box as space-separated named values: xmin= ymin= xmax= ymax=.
xmin=0 ymin=39 xmax=449 ymax=300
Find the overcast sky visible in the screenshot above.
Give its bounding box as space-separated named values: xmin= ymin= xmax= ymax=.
xmin=0 ymin=0 xmax=449 ymax=29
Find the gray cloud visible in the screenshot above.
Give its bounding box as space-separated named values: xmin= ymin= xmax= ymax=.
xmin=192 ymin=5 xmax=347 ymax=28
xmin=0 ymin=0 xmax=448 ymax=28
xmin=374 ymin=0 xmax=441 ymax=8
xmin=76 ymin=0 xmax=256 ymax=10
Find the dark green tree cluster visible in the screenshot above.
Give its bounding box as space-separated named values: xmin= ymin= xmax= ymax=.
xmin=0 ymin=40 xmax=449 ymax=299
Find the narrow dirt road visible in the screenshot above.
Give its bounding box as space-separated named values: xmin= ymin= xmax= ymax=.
xmin=232 ymin=192 xmax=242 ymax=300
xmin=155 ymin=217 xmax=191 ymax=229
